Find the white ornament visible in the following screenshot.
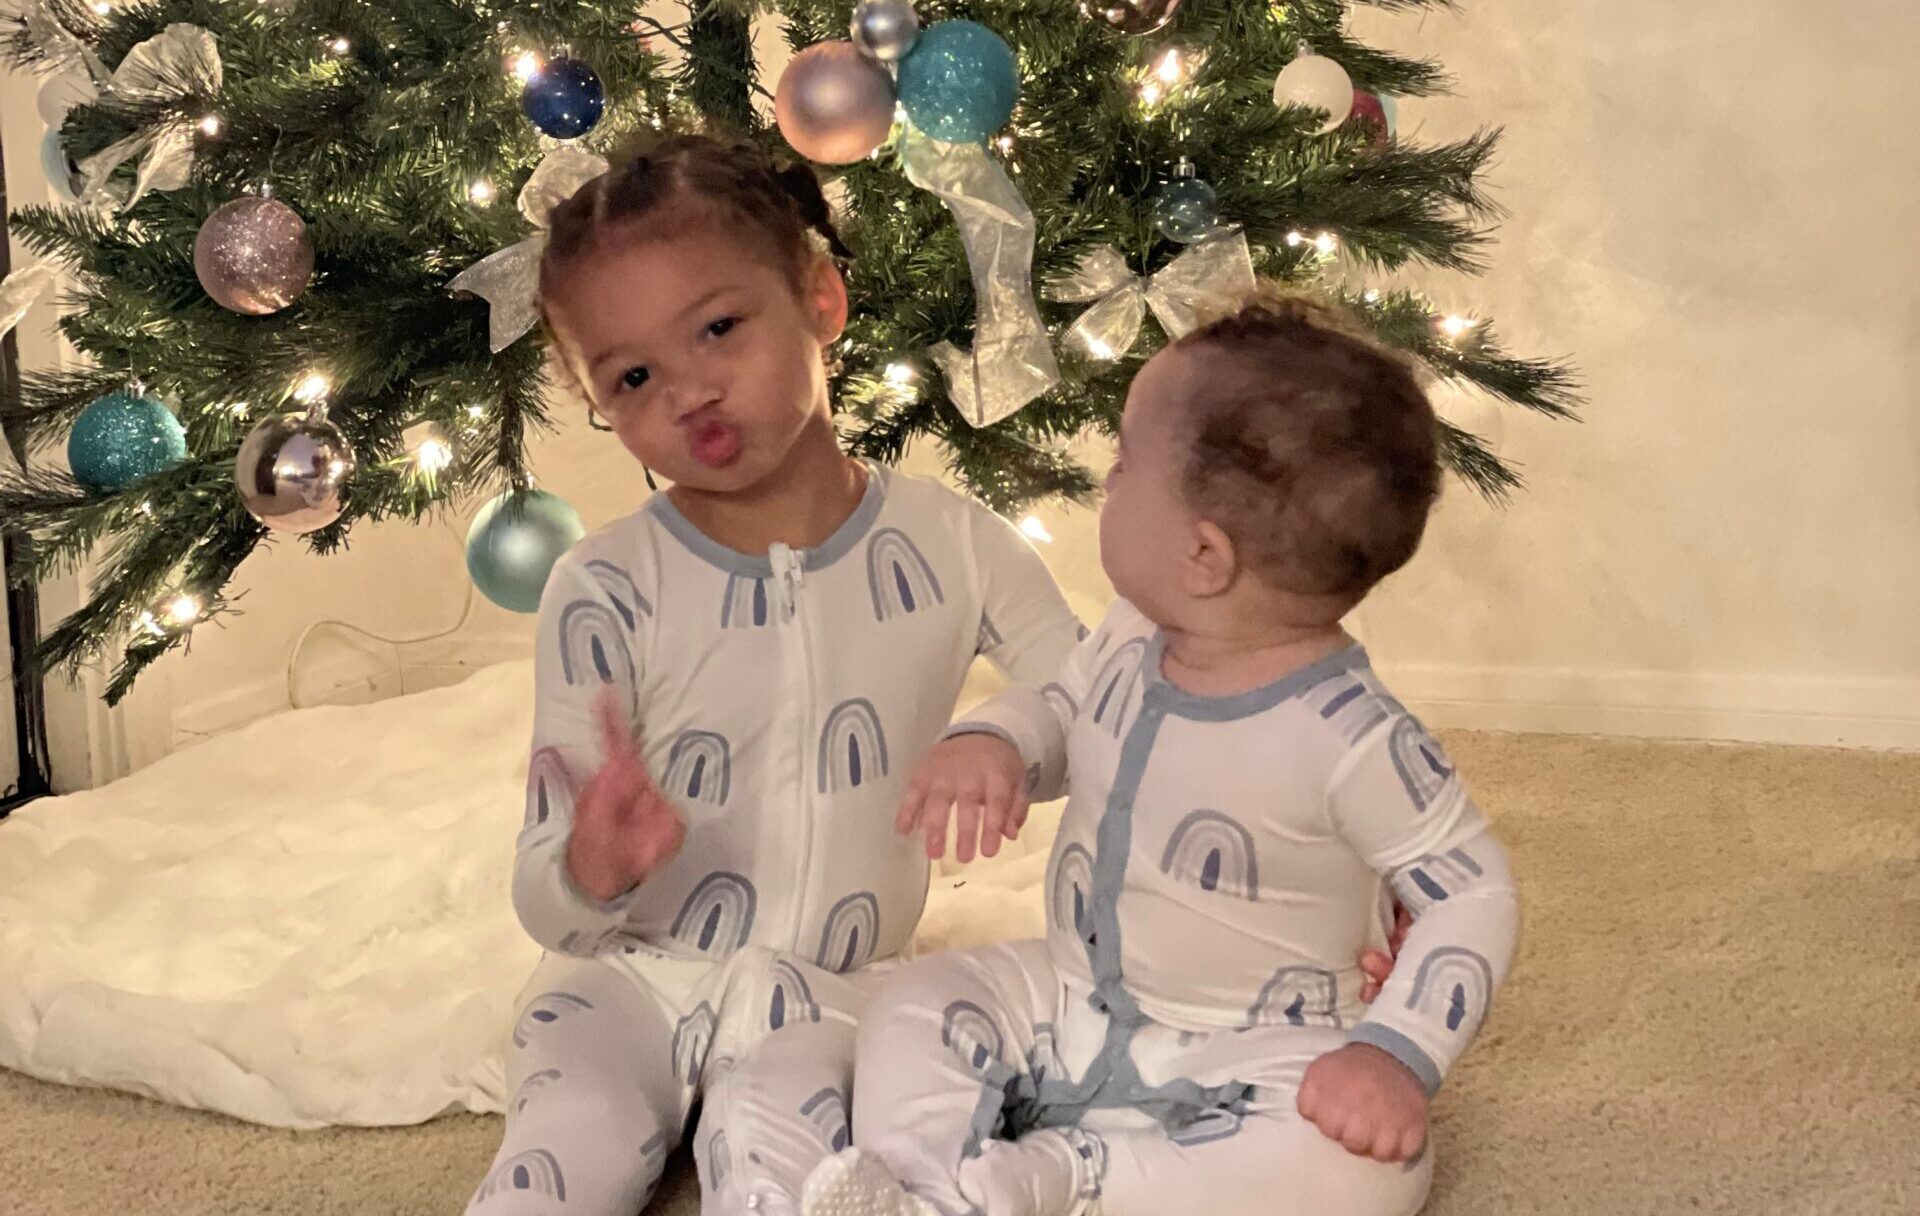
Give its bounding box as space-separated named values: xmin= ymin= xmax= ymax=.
xmin=1272 ymin=51 xmax=1354 ymax=133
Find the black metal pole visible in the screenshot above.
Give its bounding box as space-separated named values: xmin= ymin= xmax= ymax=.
xmin=1 ymin=112 xmax=56 ymax=818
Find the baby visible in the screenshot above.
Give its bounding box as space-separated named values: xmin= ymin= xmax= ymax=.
xmin=806 ymin=291 xmax=1521 ymax=1216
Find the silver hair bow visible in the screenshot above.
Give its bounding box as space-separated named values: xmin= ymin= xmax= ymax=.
xmin=450 ymin=147 xmax=609 ymax=353
xmin=898 ymin=128 xmax=1060 ymax=428
xmin=1048 ymin=229 xmax=1257 ymax=361
xmin=73 ymin=23 xmax=223 ymax=211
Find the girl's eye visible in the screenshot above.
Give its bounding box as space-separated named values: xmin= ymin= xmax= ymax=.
xmin=621 ymin=366 xmax=650 ymax=391
xmin=707 ymin=316 xmax=739 ymax=339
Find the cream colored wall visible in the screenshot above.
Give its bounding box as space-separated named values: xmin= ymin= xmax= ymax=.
xmin=10 ymin=0 xmax=1919 ymax=764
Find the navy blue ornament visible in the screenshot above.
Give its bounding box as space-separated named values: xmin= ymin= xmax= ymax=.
xmin=68 ymin=391 xmax=188 ymax=491
xmin=896 ymin=20 xmax=1018 ymax=144
xmin=521 ymin=57 xmax=605 ymax=140
xmin=1153 ymin=176 xmax=1219 ymax=244
xmin=466 ymin=489 xmax=587 ymax=613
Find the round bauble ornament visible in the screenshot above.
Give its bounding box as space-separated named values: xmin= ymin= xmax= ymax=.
xmin=465 ymin=489 xmax=587 ymax=614
xmin=851 ymin=0 xmax=921 ymax=62
xmin=194 ymin=196 xmax=315 ymax=316
xmin=896 ymin=20 xmax=1019 ymax=144
xmin=1079 ymin=0 xmax=1183 ymax=37
xmin=234 ymin=409 xmax=356 ymax=534
xmin=775 ymin=41 xmax=899 ymax=164
xmin=1272 ymin=52 xmax=1354 ymax=132
xmin=1153 ymin=176 xmax=1219 ymax=244
xmin=521 ymin=56 xmax=606 ymax=139
xmin=68 ymin=390 xmax=188 ymax=491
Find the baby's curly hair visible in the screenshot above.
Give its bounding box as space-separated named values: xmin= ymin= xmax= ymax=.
xmin=1172 ymin=287 xmax=1441 ymax=602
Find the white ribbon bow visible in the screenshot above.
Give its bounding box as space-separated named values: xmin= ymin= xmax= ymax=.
xmin=10 ymin=0 xmax=109 ymax=80
xmin=1047 ymin=229 xmax=1258 ymax=361
xmin=72 ymin=23 xmax=223 ymax=212
xmin=0 ymin=262 xmax=59 ymax=344
xmin=898 ymin=128 xmax=1060 ymax=428
xmin=450 ymin=147 xmax=610 ymax=353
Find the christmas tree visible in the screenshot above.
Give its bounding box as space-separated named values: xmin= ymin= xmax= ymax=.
xmin=0 ymin=0 xmax=1577 ymax=703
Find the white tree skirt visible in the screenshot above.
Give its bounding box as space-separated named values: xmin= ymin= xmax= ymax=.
xmin=0 ymin=662 xmax=1051 ymax=1129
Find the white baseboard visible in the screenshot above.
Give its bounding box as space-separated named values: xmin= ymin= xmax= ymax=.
xmin=169 ymin=632 xmax=533 ymax=748
xmin=1380 ymin=660 xmax=1920 ymax=751
xmin=166 ymin=644 xmax=1920 ymax=756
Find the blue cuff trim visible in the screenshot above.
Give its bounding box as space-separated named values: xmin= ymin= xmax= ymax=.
xmin=1348 ymin=1023 xmax=1444 ymax=1098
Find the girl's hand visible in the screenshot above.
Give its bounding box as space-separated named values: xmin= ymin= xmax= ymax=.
xmin=1297 ymin=1043 xmax=1429 ymax=1163
xmin=1359 ymin=903 xmax=1414 ymax=1004
xmin=564 ymin=690 xmax=687 ymax=904
xmin=896 ymin=733 xmax=1029 ymax=863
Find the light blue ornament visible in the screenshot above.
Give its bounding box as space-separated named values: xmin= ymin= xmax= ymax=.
xmin=1380 ymin=93 xmax=1399 ymax=138
xmin=68 ymin=391 xmax=188 ymax=491
xmin=465 ymin=489 xmax=587 ymax=614
xmin=896 ymin=20 xmax=1018 ymax=144
xmin=1153 ymin=177 xmax=1219 ymax=244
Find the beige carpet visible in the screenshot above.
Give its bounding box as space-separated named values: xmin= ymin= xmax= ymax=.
xmin=2 ymin=731 xmax=1916 ymax=1216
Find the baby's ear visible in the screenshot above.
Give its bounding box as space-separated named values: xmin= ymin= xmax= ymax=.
xmin=1186 ymin=518 xmax=1241 ymax=599
xmin=805 ymin=256 xmax=850 ymax=346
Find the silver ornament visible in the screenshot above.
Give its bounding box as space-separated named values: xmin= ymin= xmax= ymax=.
xmin=194 ymin=196 xmax=315 ymax=316
xmin=235 ymin=410 xmax=356 ymax=534
xmin=775 ymin=41 xmax=898 ymax=165
xmin=851 ymin=0 xmax=920 ymax=62
xmin=1080 ymin=0 xmax=1183 ymax=37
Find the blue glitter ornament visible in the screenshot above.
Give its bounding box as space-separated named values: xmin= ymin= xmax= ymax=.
xmin=521 ymin=57 xmax=605 ymax=140
xmin=466 ymin=489 xmax=587 ymax=614
xmin=896 ymin=20 xmax=1018 ymax=144
xmin=1153 ymin=176 xmax=1219 ymax=244
xmin=68 ymin=390 xmax=188 ymax=491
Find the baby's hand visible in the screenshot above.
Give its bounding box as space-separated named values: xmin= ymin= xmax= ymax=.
xmin=896 ymin=732 xmax=1028 ymax=863
xmin=1296 ymin=1043 xmax=1429 ymax=1163
xmin=1359 ymin=903 xmax=1414 ymax=1004
xmin=564 ymin=690 xmax=687 ymax=904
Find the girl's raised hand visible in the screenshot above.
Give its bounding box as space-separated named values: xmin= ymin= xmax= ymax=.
xmin=564 ymin=690 xmax=687 ymax=904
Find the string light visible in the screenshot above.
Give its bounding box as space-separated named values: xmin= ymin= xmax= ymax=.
xmin=1138 ymin=80 xmax=1164 ymax=108
xmin=467 ymin=404 xmax=486 ymax=419
xmin=884 ymin=362 xmax=916 ymax=387
xmin=1313 ymin=231 xmax=1338 ymax=255
xmin=228 ymin=399 xmax=251 ymax=416
xmin=469 ymin=179 xmax=497 ymax=204
xmin=1156 ymin=49 xmax=1188 ymax=85
xmin=1082 ymin=335 xmax=1116 ymax=361
xmin=198 ymin=114 xmax=222 ymax=136
xmin=1018 ymin=516 xmax=1054 ymax=544
xmin=165 ymin=595 xmax=202 ymax=626
xmin=512 ymin=51 xmax=541 ymax=81
xmin=1286 ymin=231 xmax=1306 ymax=247
xmin=327 ymin=36 xmax=351 ymax=56
xmin=996 ymin=135 xmax=1015 ymax=154
xmin=405 ymin=422 xmax=455 ymax=476
xmin=135 ymin=611 xmax=165 ymax=639
xmin=1439 ymin=314 xmax=1479 ymax=341
xmin=294 ymin=372 xmax=330 ymax=403
xmin=90 ymin=1 xmax=110 ymax=14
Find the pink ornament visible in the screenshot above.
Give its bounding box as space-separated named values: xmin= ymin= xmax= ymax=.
xmin=1349 ymin=91 xmax=1390 ymax=147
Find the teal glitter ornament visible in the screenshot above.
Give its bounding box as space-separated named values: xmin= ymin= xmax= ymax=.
xmin=1153 ymin=175 xmax=1219 ymax=244
xmin=68 ymin=390 xmax=188 ymax=491
xmin=466 ymin=489 xmax=586 ymax=614
xmin=896 ymin=20 xmax=1018 ymax=143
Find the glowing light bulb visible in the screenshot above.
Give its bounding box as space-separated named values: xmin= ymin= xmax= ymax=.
xmin=165 ymin=595 xmax=202 ymax=626
xmin=229 ymin=399 xmax=251 ymax=416
xmin=512 ymin=51 xmax=541 ymax=81
xmin=1018 ymin=515 xmax=1054 ymax=544
xmin=328 ymin=36 xmax=351 ymax=56
xmin=469 ymin=179 xmax=497 ymax=204
xmin=136 ymin=611 xmax=164 ymax=638
xmin=885 ymin=362 xmax=915 ymax=387
xmin=467 ymin=404 xmax=486 ymax=419
xmin=1138 ymin=80 xmax=1164 ymax=107
xmin=1440 ymin=315 xmax=1478 ymax=340
xmin=1314 ymin=231 xmax=1338 ymax=255
xmin=136 ymin=500 xmax=153 ymax=517
xmin=1285 ymin=231 xmax=1306 ymax=248
xmin=996 ymin=135 xmax=1015 ymax=154
xmin=198 ymin=114 xmax=222 ymax=136
xmin=90 ymin=1 xmax=110 ymax=14
xmin=294 ymin=373 xmax=330 ymax=403
xmin=1083 ymin=335 xmax=1116 ymax=361
xmin=1156 ymin=49 xmax=1186 ymax=85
